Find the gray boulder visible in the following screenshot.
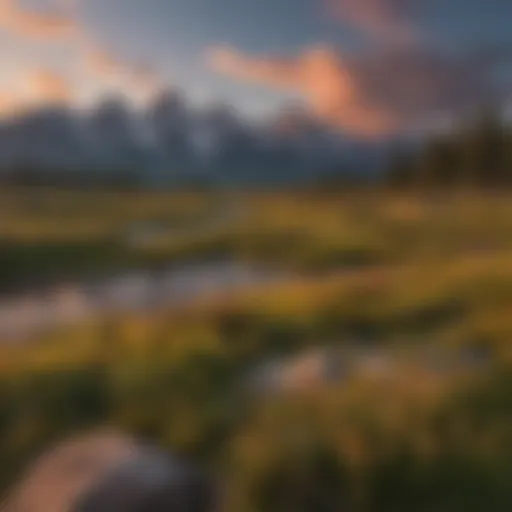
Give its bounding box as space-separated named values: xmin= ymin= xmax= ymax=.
xmin=2 ymin=429 xmax=215 ymax=512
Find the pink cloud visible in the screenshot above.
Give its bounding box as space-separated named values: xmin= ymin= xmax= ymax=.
xmin=84 ymin=45 xmax=122 ymax=77
xmin=0 ymin=0 xmax=78 ymax=40
xmin=81 ymin=41 xmax=161 ymax=99
xmin=26 ymin=68 xmax=72 ymax=104
xmin=208 ymin=44 xmax=506 ymax=137
xmin=0 ymin=68 xmax=72 ymax=117
xmin=326 ymin=0 xmax=418 ymax=44
xmin=0 ymin=90 xmax=21 ymax=117
xmin=208 ymin=45 xmax=399 ymax=136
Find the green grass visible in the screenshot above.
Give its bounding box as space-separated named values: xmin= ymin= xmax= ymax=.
xmin=1 ymin=188 xmax=512 ymax=510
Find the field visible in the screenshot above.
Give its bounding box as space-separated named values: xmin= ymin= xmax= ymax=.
xmin=1 ymin=187 xmax=512 ymax=511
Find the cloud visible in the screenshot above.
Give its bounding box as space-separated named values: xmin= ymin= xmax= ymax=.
xmin=208 ymin=45 xmax=396 ymax=136
xmin=208 ymin=46 xmax=301 ymax=91
xmin=208 ymin=44 xmax=508 ymax=137
xmin=326 ymin=0 xmax=418 ymax=44
xmin=84 ymin=46 xmax=122 ymax=77
xmin=0 ymin=0 xmax=161 ymax=108
xmin=0 ymin=0 xmax=78 ymax=40
xmin=26 ymin=69 xmax=72 ymax=104
xmin=80 ymin=39 xmax=161 ymax=99
xmin=0 ymin=90 xmax=22 ymax=117
xmin=0 ymin=69 xmax=72 ymax=118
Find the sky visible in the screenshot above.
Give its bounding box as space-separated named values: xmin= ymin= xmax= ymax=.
xmin=1 ymin=0 xmax=512 ymax=137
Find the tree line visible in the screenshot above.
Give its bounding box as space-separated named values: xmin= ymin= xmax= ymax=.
xmin=386 ymin=110 xmax=512 ymax=189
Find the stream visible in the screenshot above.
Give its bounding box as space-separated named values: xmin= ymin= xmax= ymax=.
xmin=0 ymin=260 xmax=284 ymax=342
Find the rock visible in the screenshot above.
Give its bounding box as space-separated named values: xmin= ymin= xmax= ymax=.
xmin=1 ymin=428 xmax=215 ymax=512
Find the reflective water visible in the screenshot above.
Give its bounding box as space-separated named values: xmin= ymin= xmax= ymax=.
xmin=0 ymin=261 xmax=283 ymax=341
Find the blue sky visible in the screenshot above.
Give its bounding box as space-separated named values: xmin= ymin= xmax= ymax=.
xmin=1 ymin=0 xmax=512 ymax=135
xmin=76 ymin=0 xmax=339 ymax=113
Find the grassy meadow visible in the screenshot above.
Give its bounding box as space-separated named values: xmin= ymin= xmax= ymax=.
xmin=1 ymin=187 xmax=512 ymax=510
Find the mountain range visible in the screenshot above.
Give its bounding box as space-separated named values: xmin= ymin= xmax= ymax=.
xmin=0 ymin=90 xmax=396 ymax=187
